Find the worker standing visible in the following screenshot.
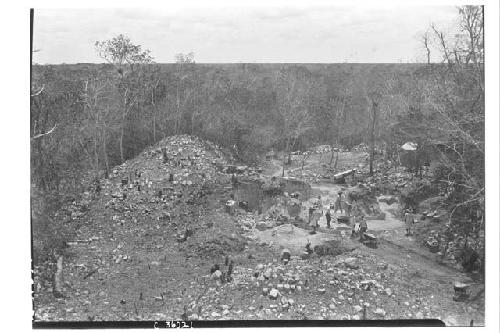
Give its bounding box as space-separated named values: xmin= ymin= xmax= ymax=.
xmin=325 ymin=205 xmax=332 ymax=228
xmin=359 ymin=215 xmax=368 ymax=241
xmin=308 ymin=204 xmax=315 ymax=224
xmin=309 ymin=196 xmax=322 ymax=233
xmin=404 ymin=209 xmax=415 ymax=236
xmin=345 ymin=198 xmax=353 ymax=216
xmin=351 ymin=215 xmax=359 ymax=238
xmin=335 ymin=191 xmax=344 ymax=214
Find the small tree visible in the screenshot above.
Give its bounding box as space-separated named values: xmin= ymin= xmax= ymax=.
xmin=419 ymin=30 xmax=432 ymax=64
xmin=363 ymin=73 xmax=386 ymax=176
xmin=175 ymin=52 xmax=195 ymax=65
xmin=172 ymin=52 xmax=197 ymax=134
xmin=274 ymin=69 xmax=314 ymax=177
xmin=95 ymin=34 xmax=153 ymax=76
xmin=325 ymin=94 xmax=349 ymax=169
xmin=95 ymin=35 xmax=154 ymax=163
xmin=80 ymin=74 xmax=117 ymax=178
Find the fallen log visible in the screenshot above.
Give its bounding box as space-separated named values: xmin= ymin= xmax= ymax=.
xmin=333 ymin=169 xmax=356 ymax=183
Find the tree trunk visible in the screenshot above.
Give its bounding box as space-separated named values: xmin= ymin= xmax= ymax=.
xmin=288 ymin=136 xmax=298 ymax=163
xmin=151 ymin=90 xmax=157 ymax=143
xmin=329 ymin=138 xmax=338 ymax=165
xmin=329 ymin=101 xmax=345 ymax=165
xmin=333 ymin=151 xmax=339 ymax=171
xmin=369 ymin=101 xmax=378 ymax=176
xmin=331 ymin=131 xmax=342 ymax=167
xmin=94 ymin=130 xmax=99 ymax=178
xmin=282 ymin=137 xmax=290 ymax=177
xmin=153 ymin=114 xmax=156 ymax=143
xmin=119 ymin=123 xmax=124 ymax=164
xmin=176 ymin=86 xmax=180 ymax=134
xmin=102 ymin=129 xmax=110 ymax=177
xmin=369 ymin=147 xmax=374 ymax=175
xmin=281 ymin=154 xmax=286 ymax=177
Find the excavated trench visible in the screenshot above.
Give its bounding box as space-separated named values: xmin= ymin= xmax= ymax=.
xmin=233 ymin=176 xmax=410 ymax=259
xmin=232 ymin=177 xmax=312 ymax=213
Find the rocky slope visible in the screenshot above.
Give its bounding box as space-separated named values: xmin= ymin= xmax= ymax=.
xmin=32 ymin=136 xmax=485 ymax=326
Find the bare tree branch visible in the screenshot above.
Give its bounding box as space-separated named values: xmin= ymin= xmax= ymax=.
xmin=31 ymin=124 xmax=57 ymax=140
xmin=31 ymin=85 xmax=45 ymax=97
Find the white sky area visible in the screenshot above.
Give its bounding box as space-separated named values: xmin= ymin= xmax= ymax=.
xmin=33 ymin=5 xmax=460 ymax=64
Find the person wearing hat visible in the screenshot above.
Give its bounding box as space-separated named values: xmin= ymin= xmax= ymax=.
xmin=345 ymin=197 xmax=353 ymax=216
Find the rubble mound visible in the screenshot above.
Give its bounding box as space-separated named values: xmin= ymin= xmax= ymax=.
xmin=49 ymin=135 xmax=243 ymax=263
xmin=95 ymin=134 xmax=241 ymax=223
xmin=110 ymin=134 xmax=235 ymax=184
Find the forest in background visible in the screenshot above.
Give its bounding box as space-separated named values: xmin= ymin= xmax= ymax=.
xmin=31 ymin=6 xmax=484 ymax=265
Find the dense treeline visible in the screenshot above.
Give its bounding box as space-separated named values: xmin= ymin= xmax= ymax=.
xmin=30 ymin=61 xmax=483 ymax=191
xmin=30 ymin=63 xmax=418 ymax=188
xmin=31 ymin=6 xmax=484 ymax=264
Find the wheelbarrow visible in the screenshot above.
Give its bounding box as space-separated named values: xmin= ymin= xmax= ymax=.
xmin=337 ymin=215 xmax=351 ymax=224
xmin=453 ymin=281 xmax=470 ymax=302
xmin=361 ymin=233 xmax=378 ymax=248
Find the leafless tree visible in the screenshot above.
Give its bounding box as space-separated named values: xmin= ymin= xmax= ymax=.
xmin=31 ymin=124 xmax=57 ymax=141
xmin=417 ymin=6 xmax=484 ymax=257
xmin=274 ymin=70 xmax=314 ymax=177
xmin=80 ymin=76 xmax=115 ymax=178
xmin=325 ymin=94 xmax=349 ymax=169
xmin=173 ymin=52 xmax=196 ymax=134
xmin=420 ymin=31 xmax=432 ymax=64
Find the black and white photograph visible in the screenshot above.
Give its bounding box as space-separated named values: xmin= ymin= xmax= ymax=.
xmin=15 ymin=0 xmax=499 ymax=329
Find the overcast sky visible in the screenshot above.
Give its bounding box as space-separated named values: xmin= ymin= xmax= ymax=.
xmin=33 ymin=5 xmax=460 ymax=64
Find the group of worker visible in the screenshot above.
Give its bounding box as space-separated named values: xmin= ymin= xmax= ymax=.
xmin=305 ymin=190 xmax=418 ymax=241
xmin=307 ymin=191 xmax=367 ymax=239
